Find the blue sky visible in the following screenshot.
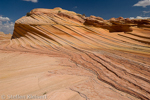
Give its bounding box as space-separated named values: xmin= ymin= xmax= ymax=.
xmin=0 ymin=0 xmax=150 ymax=34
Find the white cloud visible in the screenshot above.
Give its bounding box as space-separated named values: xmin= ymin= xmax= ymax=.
xmin=73 ymin=6 xmax=78 ymax=9
xmin=0 ymin=16 xmax=10 ymax=21
xmin=23 ymin=0 xmax=38 ymax=3
xmin=143 ymin=11 xmax=150 ymax=14
xmin=133 ymin=0 xmax=150 ymax=7
xmin=0 ymin=16 xmax=14 ymax=34
xmin=129 ymin=16 xmax=150 ymax=19
xmin=129 ymin=17 xmax=135 ymax=19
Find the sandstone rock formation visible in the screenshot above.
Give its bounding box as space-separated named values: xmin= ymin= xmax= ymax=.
xmin=84 ymin=16 xmax=150 ymax=32
xmin=134 ymin=19 xmax=150 ymax=28
xmin=0 ymin=32 xmax=5 ymax=35
xmin=0 ymin=32 xmax=12 ymax=44
xmin=0 ymin=8 xmax=150 ymax=100
xmin=84 ymin=16 xmax=134 ymax=32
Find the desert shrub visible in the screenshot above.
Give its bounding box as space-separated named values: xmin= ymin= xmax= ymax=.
xmin=58 ymin=11 xmax=61 ymax=13
xmin=26 ymin=12 xmax=31 ymax=16
xmin=82 ymin=14 xmax=86 ymax=17
xmin=77 ymin=14 xmax=82 ymax=17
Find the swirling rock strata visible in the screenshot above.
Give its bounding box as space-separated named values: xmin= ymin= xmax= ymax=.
xmin=0 ymin=32 xmax=12 ymax=44
xmin=0 ymin=8 xmax=150 ymax=100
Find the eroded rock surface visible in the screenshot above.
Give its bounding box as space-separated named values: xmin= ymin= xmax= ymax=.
xmin=0 ymin=32 xmax=12 ymax=44
xmin=0 ymin=8 xmax=150 ymax=100
xmin=84 ymin=16 xmax=133 ymax=32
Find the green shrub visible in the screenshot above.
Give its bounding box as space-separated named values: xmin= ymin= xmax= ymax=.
xmin=82 ymin=14 xmax=86 ymax=17
xmin=77 ymin=14 xmax=82 ymax=17
xmin=26 ymin=12 xmax=31 ymax=16
xmin=43 ymin=92 xmax=47 ymax=95
xmin=58 ymin=11 xmax=61 ymax=13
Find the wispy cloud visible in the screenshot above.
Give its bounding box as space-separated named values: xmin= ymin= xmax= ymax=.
xmin=0 ymin=16 xmax=14 ymax=34
xmin=143 ymin=10 xmax=150 ymax=14
xmin=133 ymin=0 xmax=150 ymax=7
xmin=130 ymin=16 xmax=150 ymax=19
xmin=73 ymin=6 xmax=78 ymax=9
xmin=23 ymin=0 xmax=38 ymax=3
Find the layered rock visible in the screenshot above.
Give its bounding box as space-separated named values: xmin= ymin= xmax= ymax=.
xmin=0 ymin=32 xmax=12 ymax=44
xmin=0 ymin=8 xmax=150 ymax=100
xmin=0 ymin=32 xmax=5 ymax=35
xmin=84 ymin=16 xmax=150 ymax=32
xmin=84 ymin=16 xmax=134 ymax=32
xmin=109 ymin=17 xmax=150 ymax=28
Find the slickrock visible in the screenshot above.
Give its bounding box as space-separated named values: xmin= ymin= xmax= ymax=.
xmin=0 ymin=32 xmax=12 ymax=44
xmin=0 ymin=32 xmax=5 ymax=35
xmin=134 ymin=19 xmax=150 ymax=28
xmin=0 ymin=8 xmax=150 ymax=100
xmin=84 ymin=16 xmax=133 ymax=32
